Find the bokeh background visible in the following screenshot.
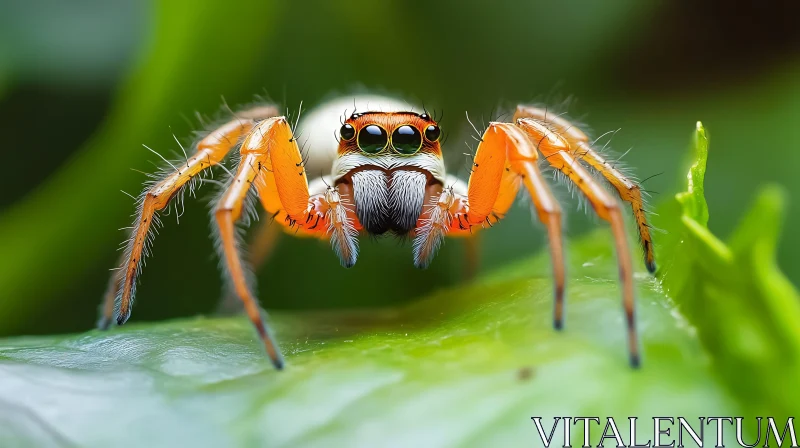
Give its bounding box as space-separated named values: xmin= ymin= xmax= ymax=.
xmin=0 ymin=0 xmax=798 ymax=337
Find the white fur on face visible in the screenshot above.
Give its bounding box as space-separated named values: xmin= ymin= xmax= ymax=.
xmin=389 ymin=170 xmax=427 ymax=232
xmin=350 ymin=169 xmax=428 ymax=235
xmin=332 ymin=152 xmax=446 ymax=185
xmin=351 ymin=170 xmax=390 ymax=233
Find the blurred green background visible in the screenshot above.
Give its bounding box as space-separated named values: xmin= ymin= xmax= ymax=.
xmin=0 ymin=0 xmax=798 ymax=337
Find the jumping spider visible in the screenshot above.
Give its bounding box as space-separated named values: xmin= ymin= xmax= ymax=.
xmin=99 ymin=96 xmax=656 ymax=369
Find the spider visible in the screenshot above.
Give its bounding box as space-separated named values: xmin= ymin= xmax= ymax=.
xmin=98 ymin=95 xmax=656 ymax=369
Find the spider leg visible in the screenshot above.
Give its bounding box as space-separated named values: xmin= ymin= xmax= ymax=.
xmin=515 ymin=155 xmax=566 ymax=329
xmin=213 ymin=119 xmax=292 ymax=369
xmin=98 ymin=260 xmax=123 ymax=329
xmin=574 ymin=145 xmax=655 ymax=273
xmin=216 ymin=219 xmax=282 ymax=315
xmin=255 ymin=165 xmax=360 ymax=268
xmin=214 ymin=118 xmax=360 ymax=369
xmin=100 ymin=109 xmax=274 ymax=329
xmin=413 ymin=123 xmax=565 ymax=327
xmin=215 ymin=151 xmax=285 ymax=369
xmin=217 ymin=175 xmax=358 ymax=316
xmin=517 ymin=117 xmax=640 ymax=367
xmin=514 ymin=106 xmax=656 ymax=273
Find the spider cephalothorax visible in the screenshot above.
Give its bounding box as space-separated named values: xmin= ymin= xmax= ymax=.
xmin=99 ymin=95 xmax=656 ymax=370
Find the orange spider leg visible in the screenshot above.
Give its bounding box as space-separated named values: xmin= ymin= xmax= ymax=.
xmin=99 ymin=262 xmax=123 ymax=328
xmin=216 ymin=175 xmax=343 ymax=314
xmin=215 ymin=212 xmax=284 ymax=315
xmin=494 ymin=124 xmax=566 ymax=328
xmin=514 ymin=106 xmax=656 ymax=273
xmin=517 ymin=117 xmax=640 ymax=367
xmin=255 ymin=142 xmax=360 ymax=266
xmin=215 ymin=117 xmax=360 ymax=369
xmin=217 ymin=177 xmax=350 ymax=314
xmin=577 ymin=146 xmax=654 ymax=273
xmin=101 ymin=111 xmax=273 ymax=329
xmin=214 ymin=117 xmax=296 ymax=369
xmin=215 ymin=153 xmax=284 ymax=369
xmin=414 ymin=124 xmax=565 ymax=327
xmin=513 ymin=156 xmax=566 ymax=329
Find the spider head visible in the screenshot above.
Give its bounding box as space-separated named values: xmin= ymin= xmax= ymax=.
xmin=337 ymin=111 xmax=442 ymax=157
xmin=332 ymin=111 xmax=446 ymax=236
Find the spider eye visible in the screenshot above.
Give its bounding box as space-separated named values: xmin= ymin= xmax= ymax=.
xmin=340 ymin=124 xmax=355 ymax=141
xmin=357 ymin=125 xmax=388 ymax=154
xmin=424 ymin=124 xmax=441 ymax=142
xmin=391 ymin=125 xmax=422 ymax=155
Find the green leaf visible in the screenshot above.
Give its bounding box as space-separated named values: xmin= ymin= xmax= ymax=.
xmin=0 ymin=267 xmax=735 ymax=446
xmin=0 ymin=122 xmax=796 ymax=446
xmin=654 ymin=122 xmax=800 ymax=418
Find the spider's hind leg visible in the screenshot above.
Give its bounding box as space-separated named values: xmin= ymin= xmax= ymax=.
xmin=576 ymin=146 xmax=655 ymax=273
xmin=516 ymin=116 xmax=640 ymax=367
xmin=514 ymin=106 xmax=656 ymax=273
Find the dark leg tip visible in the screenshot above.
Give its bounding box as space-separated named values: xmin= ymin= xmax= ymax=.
xmin=553 ymin=319 xmax=563 ymax=331
xmin=413 ymin=257 xmax=432 ymax=270
xmin=270 ymin=355 xmax=285 ymax=371
xmin=116 ymin=313 xmax=130 ymax=326
xmin=645 ymin=260 xmax=657 ymax=274
xmin=96 ymin=317 xmax=112 ymax=331
xmin=629 ymin=354 xmax=641 ymax=369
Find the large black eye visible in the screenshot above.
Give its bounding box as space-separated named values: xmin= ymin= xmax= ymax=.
xmin=357 ymin=125 xmax=388 ymax=154
xmin=391 ymin=125 xmax=422 ymax=155
xmin=340 ymin=124 xmax=355 ymax=141
xmin=424 ymin=124 xmax=441 ymax=142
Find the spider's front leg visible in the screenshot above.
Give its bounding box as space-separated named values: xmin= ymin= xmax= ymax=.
xmin=213 ymin=117 xmax=359 ymax=369
xmin=414 ymin=123 xmax=566 ymax=328
xmin=99 ymin=106 xmax=278 ymax=329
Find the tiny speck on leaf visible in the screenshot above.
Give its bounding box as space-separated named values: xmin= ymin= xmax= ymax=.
xmin=517 ymin=366 xmax=535 ymax=381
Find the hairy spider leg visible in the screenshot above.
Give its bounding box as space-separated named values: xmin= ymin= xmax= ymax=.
xmin=514 ymin=106 xmax=656 ymax=273
xmin=218 ymin=175 xmax=354 ymax=314
xmin=516 ymin=117 xmax=640 ymax=367
xmin=216 ymin=218 xmax=282 ymax=315
xmin=99 ymin=107 xmax=276 ymax=330
xmin=99 ymin=260 xmax=123 ymax=328
xmin=255 ymin=154 xmax=360 ymax=267
xmin=214 ymin=117 xmax=360 ymax=370
xmin=414 ymin=123 xmax=565 ymax=329
xmin=213 ymin=117 xmax=294 ymax=370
